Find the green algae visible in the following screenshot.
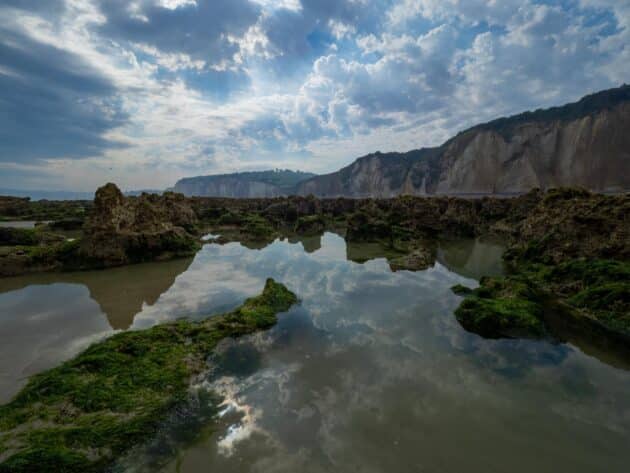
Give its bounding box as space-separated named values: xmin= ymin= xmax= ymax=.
xmin=242 ymin=215 xmax=276 ymax=239
xmin=0 ymin=279 xmax=298 ymax=473
xmin=453 ymin=276 xmax=547 ymax=338
xmin=452 ymin=259 xmax=630 ymax=340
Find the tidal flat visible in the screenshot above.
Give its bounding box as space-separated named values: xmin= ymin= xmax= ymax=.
xmin=1 ymin=233 xmax=629 ymax=472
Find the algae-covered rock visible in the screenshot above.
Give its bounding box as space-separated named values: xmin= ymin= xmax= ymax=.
xmin=539 ymin=259 xmax=630 ymax=337
xmin=453 ymin=259 xmax=630 ymax=342
xmin=452 ymin=276 xmax=547 ymax=339
xmin=506 ymin=190 xmax=629 ymax=264
xmin=0 ymin=228 xmax=40 ymax=246
xmin=0 ymin=279 xmax=297 ymax=473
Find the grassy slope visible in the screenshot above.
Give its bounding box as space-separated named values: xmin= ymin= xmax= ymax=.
xmin=0 ymin=279 xmax=297 ymax=472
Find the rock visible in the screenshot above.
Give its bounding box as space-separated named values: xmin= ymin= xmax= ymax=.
xmin=506 ymin=189 xmax=630 ymax=264
xmin=389 ymin=246 xmax=435 ymax=272
xmin=49 ymin=218 xmax=84 ymax=231
xmin=452 ymin=276 xmax=548 ymax=339
xmin=173 ymin=170 xmax=315 ymax=197
xmin=80 ymin=184 xmax=200 ymax=267
xmin=294 ymin=85 xmax=630 ymax=197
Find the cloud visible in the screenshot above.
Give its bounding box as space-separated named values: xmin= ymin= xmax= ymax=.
xmin=388 ymin=0 xmax=523 ymax=27
xmin=96 ymin=0 xmax=260 ymax=71
xmin=0 ymin=26 xmax=127 ymax=162
xmin=0 ymin=0 xmax=628 ymax=190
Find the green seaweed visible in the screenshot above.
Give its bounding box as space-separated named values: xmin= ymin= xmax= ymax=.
xmin=452 ymin=258 xmax=630 ymax=340
xmin=0 ymin=279 xmax=298 ymax=473
xmin=242 ymin=215 xmax=276 ymax=239
xmin=452 ymin=276 xmax=547 ymax=338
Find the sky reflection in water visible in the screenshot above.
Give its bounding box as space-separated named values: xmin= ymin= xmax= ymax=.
xmin=1 ymin=233 xmax=629 ymax=472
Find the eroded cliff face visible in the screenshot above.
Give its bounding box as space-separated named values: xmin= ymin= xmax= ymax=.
xmin=173 ymin=170 xmax=316 ymax=198
xmin=296 ymin=149 xmax=440 ymax=198
xmin=174 ymin=177 xmax=283 ymax=198
xmin=295 ymin=86 xmax=630 ymax=197
xmin=435 ymin=102 xmax=630 ymax=194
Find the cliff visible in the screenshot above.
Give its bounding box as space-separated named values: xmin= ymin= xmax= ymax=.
xmin=295 ymin=85 xmax=630 ymax=196
xmin=173 ymin=170 xmax=315 ymax=197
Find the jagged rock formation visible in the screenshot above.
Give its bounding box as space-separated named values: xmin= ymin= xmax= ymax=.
xmin=295 ymin=85 xmax=630 ymax=197
xmin=173 ymin=170 xmax=316 ymax=197
xmin=505 ymin=188 xmax=630 ymax=264
xmin=80 ymin=183 xmax=199 ymax=267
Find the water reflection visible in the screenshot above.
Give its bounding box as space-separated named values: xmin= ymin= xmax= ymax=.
xmin=0 ymin=258 xmax=193 ymax=401
xmin=112 ymin=233 xmax=629 ymax=473
xmin=0 ymin=257 xmax=193 ymax=330
xmin=0 ymin=221 xmax=44 ymax=229
xmin=2 ymin=233 xmax=630 ymax=472
xmin=436 ymin=237 xmax=505 ymax=279
xmin=287 ymin=234 xmax=322 ymax=254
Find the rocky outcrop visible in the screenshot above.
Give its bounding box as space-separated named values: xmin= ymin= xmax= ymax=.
xmin=505 ymin=188 xmax=630 ymax=264
xmin=0 ymin=195 xmax=90 ymax=222
xmin=451 ymin=189 xmax=630 ymax=343
xmin=80 ymin=183 xmax=200 ymax=267
xmin=295 ymin=85 xmax=630 ymax=197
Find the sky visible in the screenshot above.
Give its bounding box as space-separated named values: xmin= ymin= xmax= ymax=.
xmin=0 ymin=0 xmax=628 ymax=191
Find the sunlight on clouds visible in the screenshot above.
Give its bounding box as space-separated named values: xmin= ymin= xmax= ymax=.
xmin=250 ymin=0 xmax=302 ymax=13
xmin=0 ymin=0 xmax=628 ymax=190
xmin=159 ymin=0 xmax=197 ymax=9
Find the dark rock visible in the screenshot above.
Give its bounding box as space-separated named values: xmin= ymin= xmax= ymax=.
xmin=80 ymin=184 xmax=200 ymax=267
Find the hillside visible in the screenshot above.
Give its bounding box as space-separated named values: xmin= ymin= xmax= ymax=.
xmin=173 ymin=170 xmax=316 ymax=197
xmin=295 ymin=85 xmax=630 ymax=197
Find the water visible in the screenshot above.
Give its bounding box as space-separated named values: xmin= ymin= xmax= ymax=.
xmin=1 ymin=233 xmax=629 ymax=472
xmin=0 ymin=221 xmax=47 ymax=229
xmin=0 ymin=257 xmax=193 ymax=401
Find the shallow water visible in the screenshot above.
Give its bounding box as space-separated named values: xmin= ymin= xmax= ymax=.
xmin=1 ymin=233 xmax=629 ymax=472
xmin=0 ymin=221 xmax=46 ymax=229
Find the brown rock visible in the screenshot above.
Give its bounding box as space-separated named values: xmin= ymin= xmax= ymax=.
xmin=80 ymin=184 xmax=199 ymax=267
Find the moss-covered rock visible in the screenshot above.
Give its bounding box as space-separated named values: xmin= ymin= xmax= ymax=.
xmin=540 ymin=259 xmax=630 ymax=336
xmin=453 ymin=276 xmax=547 ymax=338
xmin=453 ymin=259 xmax=630 ymax=341
xmin=242 ymin=215 xmax=276 ymax=239
xmin=0 ymin=196 xmax=89 ymax=222
xmin=0 ymin=279 xmax=298 ymax=473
